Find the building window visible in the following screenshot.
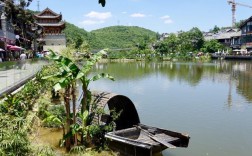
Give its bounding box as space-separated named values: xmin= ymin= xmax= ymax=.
xmin=243 ymin=27 xmax=247 ymax=33
xmin=248 ymin=25 xmax=252 ymax=32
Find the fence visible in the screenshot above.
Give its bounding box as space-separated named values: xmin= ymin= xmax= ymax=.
xmin=0 ymin=59 xmax=49 ymax=97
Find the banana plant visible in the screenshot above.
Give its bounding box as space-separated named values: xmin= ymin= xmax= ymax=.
xmin=42 ymin=112 xmax=65 ymax=136
xmin=43 ymin=49 xmax=114 ymax=149
xmin=74 ymin=50 xmax=114 ymax=145
xmin=76 ymin=50 xmax=114 ymax=113
xmin=43 ymin=50 xmax=80 ymax=151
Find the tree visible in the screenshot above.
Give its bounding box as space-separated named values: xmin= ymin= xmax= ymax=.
xmin=2 ymin=0 xmax=35 ymax=48
xmin=17 ymin=0 xmax=33 ymax=8
xmin=155 ymin=41 xmax=168 ymax=56
xmin=188 ymin=27 xmax=204 ymax=51
xmin=164 ymin=33 xmax=179 ymax=53
xmin=200 ymin=39 xmax=225 ymax=53
xmin=177 ymin=31 xmax=192 ymax=53
xmin=98 ymin=0 xmax=106 ymax=7
xmin=136 ymin=35 xmax=150 ymax=51
xmin=235 ymin=20 xmax=245 ymax=28
xmin=209 ymin=25 xmax=220 ymax=33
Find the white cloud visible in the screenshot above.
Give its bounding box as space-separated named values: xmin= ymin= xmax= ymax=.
xmin=80 ymin=20 xmax=105 ymax=26
xmin=80 ymin=11 xmax=112 ymax=26
xmin=160 ymin=15 xmax=173 ymax=24
xmin=85 ymin=11 xmax=112 ymax=20
xmin=160 ymin=15 xmax=170 ymax=20
xmin=131 ymin=13 xmax=146 ymax=18
xmin=122 ymin=11 xmax=127 ymax=14
xmin=164 ymin=19 xmax=173 ymax=24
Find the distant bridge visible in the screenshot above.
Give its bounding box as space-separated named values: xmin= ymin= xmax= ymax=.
xmin=91 ymin=48 xmax=134 ymax=53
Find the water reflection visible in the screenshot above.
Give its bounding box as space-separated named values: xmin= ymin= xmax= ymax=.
xmin=92 ymin=60 xmax=252 ymax=106
xmin=90 ymin=60 xmax=252 ymax=156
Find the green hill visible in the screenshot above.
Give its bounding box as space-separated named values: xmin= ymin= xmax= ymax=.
xmin=63 ymin=24 xmax=157 ymax=49
xmin=91 ymin=26 xmax=157 ymax=49
xmin=63 ymin=22 xmax=105 ymax=49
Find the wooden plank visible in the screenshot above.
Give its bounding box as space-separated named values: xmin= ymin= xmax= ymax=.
xmin=136 ymin=126 xmax=176 ymax=149
xmin=154 ymin=133 xmax=179 ymax=142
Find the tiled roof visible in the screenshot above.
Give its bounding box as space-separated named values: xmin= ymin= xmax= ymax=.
xmin=204 ymin=29 xmax=241 ymax=40
xmin=216 ymin=31 xmax=241 ymax=39
xmin=36 ymin=7 xmax=60 ymax=16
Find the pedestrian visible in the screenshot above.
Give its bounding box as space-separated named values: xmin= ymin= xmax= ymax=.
xmin=19 ymin=52 xmax=27 ymax=69
xmin=20 ymin=52 xmax=27 ymax=60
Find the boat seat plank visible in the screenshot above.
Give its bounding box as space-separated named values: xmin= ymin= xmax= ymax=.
xmin=154 ymin=133 xmax=179 ymax=143
xmin=136 ymin=131 xmax=159 ymax=145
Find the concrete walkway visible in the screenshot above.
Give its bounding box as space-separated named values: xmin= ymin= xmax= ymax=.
xmin=0 ymin=59 xmax=49 ymax=97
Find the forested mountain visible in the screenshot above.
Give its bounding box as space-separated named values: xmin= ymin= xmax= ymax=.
xmin=90 ymin=26 xmax=157 ymax=49
xmin=63 ymin=22 xmax=104 ymax=49
xmin=63 ymin=23 xmax=157 ymax=49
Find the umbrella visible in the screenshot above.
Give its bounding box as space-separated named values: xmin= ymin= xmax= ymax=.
xmin=0 ymin=48 xmax=5 ymax=52
xmin=9 ymin=45 xmax=22 ymax=51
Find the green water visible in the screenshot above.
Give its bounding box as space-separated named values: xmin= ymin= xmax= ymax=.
xmin=89 ymin=60 xmax=252 ymax=156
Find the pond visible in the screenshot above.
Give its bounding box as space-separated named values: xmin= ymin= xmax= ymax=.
xmin=89 ymin=60 xmax=252 ymax=156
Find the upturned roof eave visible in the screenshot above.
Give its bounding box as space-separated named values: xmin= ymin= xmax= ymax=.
xmin=34 ymin=14 xmax=62 ymax=19
xmin=37 ymin=23 xmax=65 ymax=27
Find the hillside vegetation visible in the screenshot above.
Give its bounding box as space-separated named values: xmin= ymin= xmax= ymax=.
xmin=63 ymin=22 xmax=105 ymax=49
xmin=90 ymin=26 xmax=157 ymax=49
xmin=63 ymin=23 xmax=157 ymax=49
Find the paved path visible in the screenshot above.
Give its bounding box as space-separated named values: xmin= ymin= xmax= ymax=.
xmin=0 ymin=59 xmax=49 ymax=97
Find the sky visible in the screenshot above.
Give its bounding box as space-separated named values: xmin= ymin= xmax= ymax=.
xmin=27 ymin=0 xmax=252 ymax=33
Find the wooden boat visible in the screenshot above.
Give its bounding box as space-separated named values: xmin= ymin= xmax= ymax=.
xmin=105 ymin=123 xmax=190 ymax=156
xmin=87 ymin=91 xmax=190 ymax=155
